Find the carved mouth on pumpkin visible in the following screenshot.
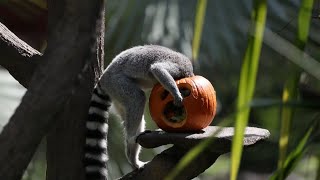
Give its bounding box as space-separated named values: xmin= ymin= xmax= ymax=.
xmin=163 ymin=101 xmax=186 ymax=123
xmin=162 ymin=87 xmax=191 ymax=123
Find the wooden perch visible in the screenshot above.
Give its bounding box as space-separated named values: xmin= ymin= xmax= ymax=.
xmin=121 ymin=126 xmax=270 ymax=180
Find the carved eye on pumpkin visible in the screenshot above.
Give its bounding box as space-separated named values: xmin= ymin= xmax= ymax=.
xmin=149 ymin=75 xmax=217 ymax=132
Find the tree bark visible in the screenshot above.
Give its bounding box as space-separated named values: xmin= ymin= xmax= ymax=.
xmin=0 ymin=0 xmax=105 ymax=180
xmin=46 ymin=2 xmax=105 ymax=179
xmin=0 ymin=22 xmax=40 ymax=88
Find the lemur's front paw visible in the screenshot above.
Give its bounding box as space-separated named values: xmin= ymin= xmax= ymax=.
xmin=173 ymin=95 xmax=183 ymax=107
xmin=128 ymin=136 xmax=137 ymax=145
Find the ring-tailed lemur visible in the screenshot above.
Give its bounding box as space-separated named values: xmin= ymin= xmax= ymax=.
xmin=84 ymin=45 xmax=194 ymax=179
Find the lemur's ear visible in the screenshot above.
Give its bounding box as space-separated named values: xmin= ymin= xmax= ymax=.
xmin=149 ymin=75 xmax=216 ymax=132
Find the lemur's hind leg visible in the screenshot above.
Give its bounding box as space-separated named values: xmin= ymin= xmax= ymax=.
xmin=105 ymin=74 xmax=146 ymax=168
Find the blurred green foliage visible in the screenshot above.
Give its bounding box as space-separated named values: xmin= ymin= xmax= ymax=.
xmin=278 ymin=0 xmax=314 ymax=179
xmin=192 ymin=0 xmax=207 ymax=62
xmin=0 ymin=0 xmax=319 ymax=179
xmin=231 ymin=1 xmax=267 ymax=179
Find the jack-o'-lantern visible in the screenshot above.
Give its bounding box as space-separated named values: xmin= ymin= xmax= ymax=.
xmin=149 ymin=75 xmax=216 ymax=132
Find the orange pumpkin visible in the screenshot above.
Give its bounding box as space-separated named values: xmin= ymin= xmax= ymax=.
xmin=149 ymin=75 xmax=216 ymax=132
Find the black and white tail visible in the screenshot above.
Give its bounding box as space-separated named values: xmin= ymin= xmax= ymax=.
xmin=84 ymin=83 xmax=111 ymax=180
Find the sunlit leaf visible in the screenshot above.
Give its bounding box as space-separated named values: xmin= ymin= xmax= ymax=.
xmin=316 ymin=153 xmax=320 ymax=180
xmin=277 ymin=0 xmax=314 ymax=179
xmin=192 ymin=0 xmax=207 ymax=61
xmin=230 ymin=1 xmax=267 ymax=180
xmin=270 ymin=116 xmax=317 ymax=180
xmin=278 ymin=73 xmax=300 ymax=174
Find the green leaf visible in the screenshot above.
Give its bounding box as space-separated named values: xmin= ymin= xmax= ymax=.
xmin=277 ymin=72 xmax=300 ymax=174
xmin=270 ymin=118 xmax=317 ymax=180
xmin=192 ymin=0 xmax=207 ymax=61
xmin=297 ymin=0 xmax=313 ymax=49
xmin=316 ymin=152 xmax=320 ymax=180
xmin=230 ymin=1 xmax=267 ymax=180
xmin=277 ymin=0 xmax=314 ymax=179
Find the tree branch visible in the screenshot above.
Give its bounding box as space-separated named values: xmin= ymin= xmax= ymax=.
xmin=0 ymin=22 xmax=41 ymax=88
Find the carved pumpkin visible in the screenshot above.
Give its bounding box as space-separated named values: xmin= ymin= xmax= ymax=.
xmin=149 ymin=75 xmax=217 ymax=132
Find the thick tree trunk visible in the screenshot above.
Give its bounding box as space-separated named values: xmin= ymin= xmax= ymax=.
xmin=46 ymin=3 xmax=105 ymax=179
xmin=0 ymin=0 xmax=105 ymax=179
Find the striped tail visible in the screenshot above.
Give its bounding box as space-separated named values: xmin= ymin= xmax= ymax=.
xmin=84 ymin=84 xmax=111 ymax=180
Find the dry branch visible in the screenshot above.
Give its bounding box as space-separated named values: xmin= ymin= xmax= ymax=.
xmin=0 ymin=22 xmax=41 ymax=87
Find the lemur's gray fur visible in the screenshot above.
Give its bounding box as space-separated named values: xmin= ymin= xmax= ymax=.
xmin=84 ymin=45 xmax=194 ymax=179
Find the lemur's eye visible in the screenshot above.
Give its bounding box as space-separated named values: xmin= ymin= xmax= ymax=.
xmin=160 ymin=90 xmax=169 ymax=100
xmin=179 ymin=87 xmax=191 ymax=97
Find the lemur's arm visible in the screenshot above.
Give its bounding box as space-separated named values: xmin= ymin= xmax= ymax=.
xmin=150 ymin=63 xmax=183 ymax=106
